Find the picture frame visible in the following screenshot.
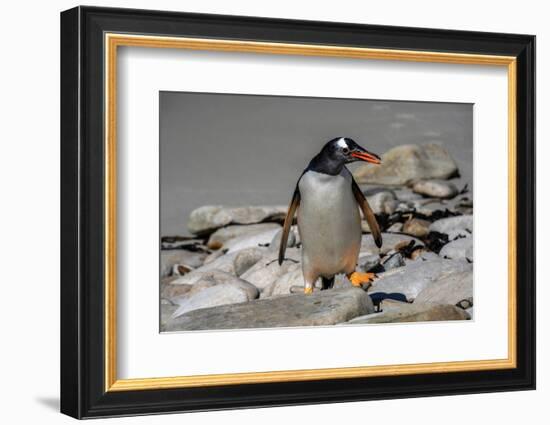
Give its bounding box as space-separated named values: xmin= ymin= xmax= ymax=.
xmin=60 ymin=5 xmax=536 ymax=419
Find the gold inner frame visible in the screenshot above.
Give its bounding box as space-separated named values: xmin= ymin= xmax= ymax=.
xmin=104 ymin=33 xmax=517 ymax=392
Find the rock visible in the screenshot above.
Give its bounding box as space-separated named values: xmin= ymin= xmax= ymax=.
xmin=366 ymin=191 xmax=397 ymax=215
xmin=223 ymin=228 xmax=281 ymax=253
xmin=369 ymin=259 xmax=472 ymax=301
xmin=410 ymin=248 xmax=440 ymax=262
xmin=161 ymin=238 xmax=207 ymax=251
xmin=353 ymin=143 xmax=459 ymax=185
xmin=161 ymin=282 xmax=192 ymax=299
xmin=172 ymin=284 xmax=251 ymax=318
xmin=347 ymin=302 xmax=470 ymax=324
xmin=171 ymin=254 xmax=239 ymax=284
xmin=358 ymin=254 xmax=381 ymax=272
xmin=188 ymin=205 xmax=287 ymax=235
xmin=163 ymin=288 xmax=375 ymax=331
xmin=233 ymin=247 xmax=265 ymax=276
xmin=173 ymin=270 xmax=259 ymax=299
xmin=412 ymin=201 xmax=449 ymax=217
xmin=429 ymin=215 xmax=473 ymax=239
xmin=160 ymin=304 xmax=179 ymax=328
xmin=269 ymin=225 xmax=299 ymax=251
xmin=386 ymin=222 xmax=404 ymax=232
xmin=207 ymin=223 xmax=281 ymax=249
xmin=439 ymin=236 xmax=473 ymax=261
xmin=160 ymin=250 xmax=208 ymax=277
xmin=402 ymin=218 xmax=431 ymax=238
xmin=465 ymin=307 xmax=473 ymax=319
xmin=360 ymin=233 xmax=423 ymax=256
xmin=264 ymin=268 xmax=303 ymax=297
xmin=412 ymin=179 xmax=459 ymax=199
xmin=381 ymin=252 xmax=405 ymax=270
xmin=394 ymin=189 xmax=423 ymax=202
xmin=240 ymin=248 xmax=301 ymax=291
xmin=414 ymin=270 xmax=473 ymax=306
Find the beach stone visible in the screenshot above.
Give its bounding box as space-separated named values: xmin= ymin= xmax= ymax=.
xmin=240 ymin=248 xmax=302 ymax=291
xmin=160 ymin=304 xmax=179 ymax=328
xmin=412 ymin=179 xmax=459 ymax=199
xmin=358 ymin=254 xmax=381 ymax=272
xmin=414 ymin=270 xmax=473 ymax=306
xmin=160 ymin=250 xmax=208 ymax=277
xmin=264 ymin=267 xmax=303 ymax=297
xmin=174 ymin=270 xmax=259 ymax=299
xmin=411 ymin=249 xmax=440 ymax=262
xmin=360 ymin=233 xmax=423 ymax=256
xmin=439 ymin=236 xmax=473 ymax=261
xmin=233 ymin=247 xmax=266 ymax=276
xmin=366 ymin=191 xmax=397 ymax=215
xmin=161 ymin=282 xmax=192 ymax=299
xmin=188 ymin=205 xmax=287 ymax=235
xmin=269 ymin=225 xmax=299 ymax=251
xmin=163 ymin=288 xmax=375 ymax=331
xmin=347 ymin=302 xmax=470 ymax=324
xmin=171 ymin=253 xmax=240 ymax=284
xmin=402 ymin=218 xmax=431 ymax=238
xmin=394 ymin=189 xmax=423 ymax=202
xmin=223 ymin=228 xmax=281 ymax=253
xmin=207 ymin=223 xmax=281 ymax=249
xmin=353 ymin=143 xmax=459 ymax=185
xmin=369 ymin=259 xmax=472 ymax=301
xmin=386 ymin=222 xmax=404 ymax=233
xmin=381 ymin=252 xmax=406 ymax=271
xmin=172 ymin=284 xmax=251 ymax=318
xmin=429 ymin=215 xmax=473 ymax=239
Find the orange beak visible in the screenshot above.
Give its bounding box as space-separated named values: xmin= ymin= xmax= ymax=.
xmin=351 ymin=150 xmax=382 ymax=164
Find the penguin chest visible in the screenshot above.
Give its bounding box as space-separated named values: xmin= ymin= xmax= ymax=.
xmin=297 ymin=170 xmax=361 ymax=276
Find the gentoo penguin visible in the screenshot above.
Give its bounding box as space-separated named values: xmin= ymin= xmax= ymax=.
xmin=278 ymin=137 xmax=383 ymax=294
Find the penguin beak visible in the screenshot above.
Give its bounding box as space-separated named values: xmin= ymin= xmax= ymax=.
xmin=351 ymin=148 xmax=382 ymax=164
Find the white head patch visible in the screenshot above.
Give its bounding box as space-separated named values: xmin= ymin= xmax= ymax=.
xmin=336 ymin=138 xmax=348 ymax=149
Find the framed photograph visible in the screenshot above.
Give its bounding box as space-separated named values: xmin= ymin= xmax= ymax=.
xmin=60 ymin=6 xmax=535 ymax=419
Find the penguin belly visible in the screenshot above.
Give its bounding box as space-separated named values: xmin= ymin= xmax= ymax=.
xmin=297 ymin=169 xmax=362 ymax=282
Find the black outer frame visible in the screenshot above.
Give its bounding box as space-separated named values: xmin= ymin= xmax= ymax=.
xmin=60 ymin=6 xmax=536 ymax=419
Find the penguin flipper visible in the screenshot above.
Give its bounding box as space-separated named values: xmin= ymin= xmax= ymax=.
xmin=351 ymin=179 xmax=383 ymax=248
xmin=278 ymin=187 xmax=300 ymax=265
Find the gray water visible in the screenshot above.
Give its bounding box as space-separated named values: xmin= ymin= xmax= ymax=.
xmin=160 ymin=92 xmax=473 ymax=237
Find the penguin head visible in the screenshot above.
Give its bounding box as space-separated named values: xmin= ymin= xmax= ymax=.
xmin=323 ymin=137 xmax=382 ymax=165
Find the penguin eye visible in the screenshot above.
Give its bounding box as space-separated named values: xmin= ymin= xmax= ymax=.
xmin=342 ymin=147 xmax=350 ymax=154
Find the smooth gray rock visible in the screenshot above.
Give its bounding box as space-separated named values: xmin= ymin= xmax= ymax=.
xmin=402 ymin=218 xmax=431 ymax=238
xmin=188 ymin=205 xmax=287 ymax=235
xmin=163 ymin=288 xmax=375 ymax=331
xmin=414 ymin=270 xmax=473 ymax=306
xmin=358 ymin=254 xmax=381 ymax=272
xmin=348 ymin=302 xmax=470 ymax=324
xmin=233 ymin=247 xmax=266 ymax=276
xmin=160 ymin=250 xmax=208 ymax=277
xmin=172 ymin=270 xmax=259 ymax=300
xmin=269 ymin=225 xmax=299 ymax=251
xmin=429 ymin=215 xmax=473 ymax=239
xmin=412 ymin=179 xmax=459 ymax=199
xmin=353 ymin=143 xmax=459 ymax=185
xmin=160 ymin=304 xmax=179 ymax=328
xmin=240 ymin=248 xmax=301 ymax=291
xmin=264 ymin=267 xmax=303 ymax=297
xmin=386 ymin=222 xmax=404 ymax=233
xmin=394 ymin=189 xmax=423 ymax=202
xmin=439 ymin=236 xmax=473 ymax=261
xmin=366 ymin=191 xmax=397 ymax=215
xmin=360 ymin=233 xmax=423 ymax=256
xmin=224 ymin=228 xmax=281 ymax=253
xmin=207 ymin=223 xmax=281 ymax=249
xmin=382 ymin=252 xmax=406 ymax=271
xmin=172 ymin=284 xmax=250 ymax=318
xmin=171 ymin=253 xmax=239 ymax=283
xmin=369 ymin=259 xmax=473 ymax=301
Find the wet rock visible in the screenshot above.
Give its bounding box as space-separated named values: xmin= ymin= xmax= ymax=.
xmin=429 ymin=215 xmax=473 ymax=239
xmin=163 ymin=288 xmax=375 ymax=331
xmin=240 ymin=248 xmax=301 ymax=291
xmin=354 ymin=143 xmax=459 ymax=185
xmin=369 ymin=259 xmax=472 ymax=301
xmin=207 ymin=223 xmax=281 ymax=249
xmin=360 ymin=233 xmax=423 ymax=256
xmin=439 ymin=236 xmax=473 ymax=261
xmin=347 ymin=302 xmax=470 ymax=324
xmin=414 ymin=270 xmax=473 ymax=306
xmin=188 ymin=205 xmax=287 ymax=235
xmin=402 ymin=218 xmax=431 ymax=238
xmin=412 ymin=179 xmax=459 ymax=199
xmin=223 ymin=227 xmax=281 ymax=253
xmin=160 ymin=250 xmax=208 ymax=277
